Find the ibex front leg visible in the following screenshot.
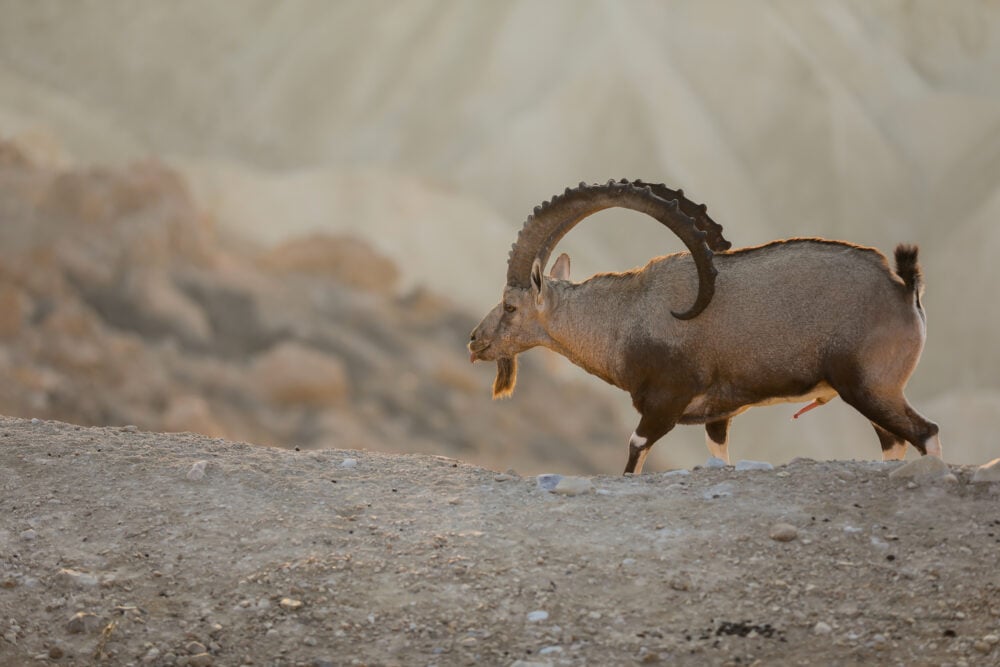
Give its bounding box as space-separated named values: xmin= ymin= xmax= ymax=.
xmin=624 ymin=395 xmax=689 ymax=475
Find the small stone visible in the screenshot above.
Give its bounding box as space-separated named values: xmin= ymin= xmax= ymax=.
xmin=55 ymin=568 xmax=99 ymax=587
xmin=339 ymin=458 xmax=358 ymax=469
xmin=536 ymin=474 xmax=563 ymax=491
xmin=776 ymin=471 xmax=790 ymax=478
xmin=510 ymin=661 xmax=553 ymax=667
xmin=972 ymin=458 xmax=1000 ymax=483
xmin=65 ymin=612 xmax=102 ymax=634
xmin=553 ymin=477 xmax=593 ymax=496
xmin=705 ymin=456 xmax=729 ymax=468
xmin=770 ymin=523 xmax=798 ymax=542
xmin=187 ymin=460 xmax=207 ymax=481
xmin=458 ymin=636 xmax=478 ymax=647
xmin=3 ymin=630 xmax=16 ymax=645
xmin=888 ymin=456 xmax=950 ymax=482
xmin=662 ymin=469 xmax=690 ymax=477
xmin=20 ymin=528 xmax=36 ymax=541
xmin=813 ymin=621 xmax=832 ymax=635
xmin=122 ymin=424 xmax=138 ymax=433
xmin=538 ymin=645 xmax=563 ymax=655
xmin=736 ymin=460 xmax=774 ymax=471
xmin=186 ymin=641 xmax=207 ymax=654
xmin=527 ymin=610 xmax=549 ymax=622
xmin=984 ymin=634 xmax=1000 ymax=645
xmin=493 ymin=473 xmax=514 ymax=482
xmin=142 ymin=647 xmax=161 ymax=663
xmin=279 ymin=597 xmax=303 ymax=610
xmin=31 ymin=418 xmax=41 ymax=424
xmin=974 ymin=641 xmax=992 ymax=654
xmin=188 ymin=653 xmax=214 ymax=667
xmin=48 ymin=645 xmax=64 ymax=659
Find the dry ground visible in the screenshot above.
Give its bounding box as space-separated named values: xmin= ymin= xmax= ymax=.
xmin=1 ymin=416 xmax=999 ymax=667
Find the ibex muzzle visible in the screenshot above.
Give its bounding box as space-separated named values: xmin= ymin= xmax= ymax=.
xmin=469 ymin=179 xmax=940 ymax=474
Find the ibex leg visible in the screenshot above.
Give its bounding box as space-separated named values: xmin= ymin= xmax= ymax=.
xmin=704 ymin=418 xmax=731 ymax=464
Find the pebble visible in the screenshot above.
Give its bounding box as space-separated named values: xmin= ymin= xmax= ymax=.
xmin=984 ymin=633 xmax=1000 ymax=645
xmin=20 ymin=528 xmax=36 ymax=541
xmin=458 ymin=636 xmax=478 ymax=647
xmin=888 ymin=456 xmax=950 ymax=482
xmin=187 ymin=460 xmax=208 ymax=481
xmin=142 ymin=647 xmax=161 ymax=663
xmin=65 ymin=611 xmax=102 ymax=634
xmin=188 ymin=653 xmax=214 ymax=667
xmin=3 ymin=630 xmax=16 ymax=644
xmin=55 ymin=568 xmax=99 ymax=587
xmin=974 ymin=640 xmax=992 ymax=654
xmin=186 ymin=641 xmax=208 ymax=654
xmin=538 ymin=645 xmax=563 ymax=655
xmin=339 ymin=458 xmax=358 ymax=469
xmin=279 ymin=597 xmax=303 ymax=610
xmin=622 ymin=558 xmax=637 ymax=567
xmin=705 ymin=456 xmax=729 ymax=468
xmin=553 ymin=477 xmax=593 ymax=496
xmin=527 ymin=610 xmax=549 ymax=622
xmin=972 ymin=458 xmax=1000 ymax=483
xmin=813 ymin=621 xmax=832 ymax=635
xmin=48 ymin=646 xmax=65 ymax=659
xmin=493 ymin=473 xmax=515 ymax=482
xmin=510 ymin=661 xmax=553 ymax=667
xmin=769 ymin=523 xmax=798 ymax=542
xmin=535 ymin=474 xmax=563 ymax=491
xmin=122 ymin=424 xmax=138 ymax=433
xmin=736 ymin=460 xmax=774 ymax=471
xmin=662 ymin=469 xmax=690 ymax=477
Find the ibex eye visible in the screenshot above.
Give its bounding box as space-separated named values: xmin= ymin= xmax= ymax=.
xmin=504 ymin=304 xmax=516 ymax=313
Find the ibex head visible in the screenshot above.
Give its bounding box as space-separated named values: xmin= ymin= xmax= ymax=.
xmin=469 ymin=180 xmax=725 ymax=398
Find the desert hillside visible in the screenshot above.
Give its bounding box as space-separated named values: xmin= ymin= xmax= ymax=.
xmin=1 ymin=417 xmax=999 ymax=666
xmin=1 ymin=2 xmax=997 ymax=469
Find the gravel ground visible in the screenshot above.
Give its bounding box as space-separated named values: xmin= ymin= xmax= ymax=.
xmin=1 ymin=416 xmax=999 ymax=667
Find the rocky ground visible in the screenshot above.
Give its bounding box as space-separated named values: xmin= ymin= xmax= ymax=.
xmin=1 ymin=416 xmax=999 ymax=667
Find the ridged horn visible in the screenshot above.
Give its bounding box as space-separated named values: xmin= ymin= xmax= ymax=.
xmin=629 ymin=180 xmax=731 ymax=252
xmin=506 ymin=180 xmax=719 ymax=320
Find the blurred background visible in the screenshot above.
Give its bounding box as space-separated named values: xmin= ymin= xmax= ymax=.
xmin=0 ymin=0 xmax=997 ymax=473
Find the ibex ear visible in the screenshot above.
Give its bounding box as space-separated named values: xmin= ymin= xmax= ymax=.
xmin=530 ymin=258 xmax=546 ymax=306
xmin=549 ymin=253 xmax=571 ymax=281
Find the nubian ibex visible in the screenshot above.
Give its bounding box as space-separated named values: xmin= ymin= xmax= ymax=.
xmin=468 ymin=180 xmax=941 ymax=474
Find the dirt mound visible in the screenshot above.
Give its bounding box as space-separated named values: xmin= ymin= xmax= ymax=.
xmin=0 ymin=142 xmax=625 ymax=474
xmin=1 ymin=417 xmax=998 ymax=666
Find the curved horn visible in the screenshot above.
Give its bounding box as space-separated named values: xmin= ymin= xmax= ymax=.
xmin=506 ymin=180 xmax=718 ymax=320
xmin=630 ymin=180 xmax=731 ymax=252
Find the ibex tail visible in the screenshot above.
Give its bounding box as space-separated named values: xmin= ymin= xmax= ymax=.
xmin=894 ymin=244 xmax=923 ymax=308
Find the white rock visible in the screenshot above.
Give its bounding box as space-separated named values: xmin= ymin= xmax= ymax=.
xmin=339 ymin=458 xmax=358 ymax=469
xmin=187 ymin=460 xmax=207 ymax=480
xmin=552 ymin=477 xmax=593 ymax=496
xmin=888 ymin=456 xmax=950 ymax=481
xmin=621 ymin=558 xmax=637 ymax=567
xmin=538 ymin=646 xmax=563 ymax=655
xmin=527 ymin=610 xmax=549 ymax=622
xmin=55 ymin=568 xmax=99 ymax=587
xmin=813 ymin=621 xmax=832 ymax=635
xmin=19 ymin=529 xmax=36 ymax=541
xmin=705 ymin=456 xmax=729 ymax=468
xmin=972 ymin=458 xmax=1000 ymax=483
xmin=736 ymin=460 xmax=774 ymax=471
xmin=279 ymin=597 xmax=303 ymax=610
xmin=535 ymin=474 xmax=563 ymax=491
xmin=65 ymin=611 xmax=102 ymax=634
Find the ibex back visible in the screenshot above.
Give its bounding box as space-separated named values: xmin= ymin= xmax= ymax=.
xmin=468 ymin=180 xmax=940 ymax=474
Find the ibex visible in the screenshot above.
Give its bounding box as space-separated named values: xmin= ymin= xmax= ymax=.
xmin=468 ymin=180 xmax=941 ymax=474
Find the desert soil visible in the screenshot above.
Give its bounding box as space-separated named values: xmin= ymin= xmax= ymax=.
xmin=1 ymin=416 xmax=999 ymax=667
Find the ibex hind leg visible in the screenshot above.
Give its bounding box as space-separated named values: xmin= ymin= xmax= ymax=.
xmin=832 ymin=379 xmax=940 ymax=459
xmin=704 ymin=418 xmax=731 ymax=464
xmin=625 ymin=397 xmax=689 ymax=475
xmin=872 ymin=423 xmax=907 ymax=461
